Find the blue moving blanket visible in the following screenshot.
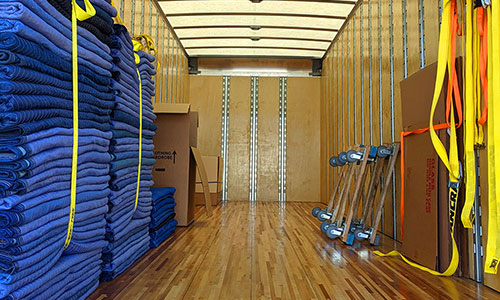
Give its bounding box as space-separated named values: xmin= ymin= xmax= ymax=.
xmin=101 ymin=24 xmax=158 ymax=282
xmin=149 ymin=188 xmax=178 ymax=248
xmin=0 ymin=1 xmax=118 ymax=297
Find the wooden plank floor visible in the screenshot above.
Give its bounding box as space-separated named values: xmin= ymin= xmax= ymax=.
xmin=89 ymin=202 xmax=500 ymax=300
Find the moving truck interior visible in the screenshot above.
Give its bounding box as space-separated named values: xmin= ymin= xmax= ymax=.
xmin=3 ymin=0 xmax=500 ymax=299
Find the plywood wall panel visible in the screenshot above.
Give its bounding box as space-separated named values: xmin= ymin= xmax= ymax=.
xmin=392 ymin=0 xmax=404 ymax=241
xmin=143 ymin=0 xmax=150 ymax=36
xmin=257 ymin=77 xmax=280 ymax=202
xmin=188 ymin=76 xmax=223 ymax=156
xmin=424 ymin=0 xmax=439 ymax=65
xmin=407 ymin=0 xmax=421 ymax=76
xmin=227 ymin=77 xmax=251 ymax=201
xmin=287 ymin=78 xmax=321 ymax=202
xmin=354 ymin=9 xmax=362 ymax=145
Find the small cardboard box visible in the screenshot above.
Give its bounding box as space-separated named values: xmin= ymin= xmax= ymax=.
xmin=152 ymin=103 xmax=198 ymax=226
xmin=194 ymin=156 xmax=222 ymax=206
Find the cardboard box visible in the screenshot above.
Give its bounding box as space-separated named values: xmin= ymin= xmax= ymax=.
xmin=195 ymin=156 xmax=223 ymax=184
xmin=194 ymin=156 xmax=222 ymax=206
xmin=400 ymin=61 xmax=450 ymax=271
xmin=402 ymin=127 xmax=442 ymax=270
xmin=400 ymin=62 xmax=446 ymax=128
xmin=152 ymin=103 xmax=198 ymax=226
xmin=194 ymin=188 xmax=222 ymax=206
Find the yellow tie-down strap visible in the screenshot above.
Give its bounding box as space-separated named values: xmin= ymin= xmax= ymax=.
xmin=65 ymin=0 xmax=96 ymax=250
xmin=375 ymin=0 xmax=460 ymax=276
xmin=374 ymin=187 xmax=460 ymax=276
xmin=462 ymin=0 xmax=476 ymax=230
xmin=484 ymin=1 xmax=500 ymax=275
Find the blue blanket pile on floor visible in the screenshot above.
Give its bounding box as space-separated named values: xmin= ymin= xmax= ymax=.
xmin=0 ymin=0 xmax=118 ymax=299
xmin=101 ymin=24 xmax=157 ymax=282
xmin=149 ymin=188 xmax=177 ymax=248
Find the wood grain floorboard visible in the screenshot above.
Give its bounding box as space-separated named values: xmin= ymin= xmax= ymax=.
xmin=89 ymin=202 xmax=500 ymax=300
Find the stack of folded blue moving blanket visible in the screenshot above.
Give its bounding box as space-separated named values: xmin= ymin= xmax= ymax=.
xmin=150 ymin=188 xmax=177 ymax=248
xmin=0 ymin=0 xmax=118 ymax=298
xmin=101 ymin=24 xmax=158 ymax=282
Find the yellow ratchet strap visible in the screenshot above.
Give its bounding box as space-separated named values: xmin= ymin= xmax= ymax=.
xmin=462 ymin=0 xmax=476 ymax=229
xmin=375 ymin=0 xmax=459 ymax=276
xmin=66 ymin=0 xmax=96 ymax=250
xmin=134 ymin=68 xmax=143 ymax=213
xmin=133 ymin=34 xmax=157 ymax=56
xmin=484 ymin=3 xmax=500 ymax=275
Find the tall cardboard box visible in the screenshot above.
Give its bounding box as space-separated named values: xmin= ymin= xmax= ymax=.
xmin=400 ymin=59 xmax=463 ymax=273
xmin=194 ymin=156 xmax=222 ymax=206
xmin=152 ymin=103 xmax=198 ymax=226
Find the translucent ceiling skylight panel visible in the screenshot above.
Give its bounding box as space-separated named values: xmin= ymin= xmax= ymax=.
xmin=175 ymin=28 xmax=336 ymax=40
xmin=186 ymin=48 xmax=325 ymax=58
xmin=181 ymin=38 xmax=330 ymax=50
xmin=168 ymin=16 xmax=345 ymax=29
xmin=159 ymin=1 xmax=354 ymax=16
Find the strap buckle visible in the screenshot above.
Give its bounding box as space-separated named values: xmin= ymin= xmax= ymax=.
xmin=448 ymin=180 xmax=461 ymax=189
xmin=448 ymin=162 xmax=463 ymax=189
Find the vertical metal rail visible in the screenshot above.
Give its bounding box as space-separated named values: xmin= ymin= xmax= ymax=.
xmin=418 ymin=0 xmax=426 ymax=69
xmin=353 ymin=18 xmax=357 ymax=145
xmin=169 ymin=38 xmax=174 ymax=103
xmin=164 ymin=28 xmax=170 ymax=103
xmin=155 ymin=13 xmax=160 ymax=100
xmin=378 ymin=0 xmax=383 ymax=145
xmin=369 ymin=0 xmax=373 ymax=146
xmin=119 ymin=0 xmax=124 ymax=24
xmin=173 ymin=48 xmax=178 ymax=103
xmin=402 ymin=0 xmax=408 ymax=78
xmin=140 ymin=0 xmax=145 ymax=34
xmin=342 ymin=37 xmax=345 ymax=150
xmin=360 ymin=4 xmax=365 ymax=144
xmin=439 ymin=0 xmax=443 ymax=25
xmin=473 ymin=151 xmax=483 ymax=282
xmin=278 ymin=77 xmax=287 ymax=203
xmin=131 ymin=0 xmax=136 ymax=36
xmin=221 ymin=76 xmax=230 ymax=202
xmin=347 ymin=27 xmax=351 ymax=146
xmin=335 ymin=43 xmax=340 ymax=176
xmin=149 ymin=0 xmax=153 ymax=35
xmin=389 ymin=0 xmax=397 ymax=239
xmin=378 ymin=0 xmax=384 ymax=233
xmin=249 ymin=77 xmax=259 ymax=202
xmin=336 ymin=43 xmax=340 ymax=160
xmin=331 ymin=47 xmax=335 ymax=177
xmin=159 ymin=22 xmax=165 ymax=103
xmin=323 ymin=69 xmax=330 ymax=201
xmin=177 ymin=48 xmax=182 ymax=103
